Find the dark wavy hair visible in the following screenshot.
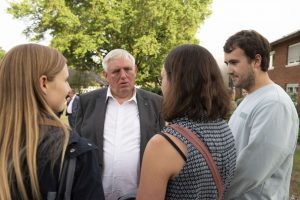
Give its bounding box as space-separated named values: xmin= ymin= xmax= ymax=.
xmin=161 ymin=44 xmax=230 ymax=121
xmin=223 ymin=30 xmax=271 ymax=72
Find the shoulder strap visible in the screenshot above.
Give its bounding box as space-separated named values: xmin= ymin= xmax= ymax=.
xmin=56 ymin=156 xmax=77 ymax=200
xmin=168 ymin=124 xmax=224 ymax=200
xmin=158 ymin=133 xmax=187 ymax=161
xmin=64 ymin=157 xmax=76 ymax=200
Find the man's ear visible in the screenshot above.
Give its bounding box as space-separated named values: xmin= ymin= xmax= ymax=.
xmin=39 ymin=75 xmax=48 ymax=94
xmin=253 ymin=54 xmax=262 ymax=70
xmin=103 ymin=71 xmax=108 ymax=79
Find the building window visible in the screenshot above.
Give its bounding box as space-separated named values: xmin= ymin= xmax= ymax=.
xmin=286 ymin=83 xmax=298 ymax=104
xmin=287 ymin=42 xmax=300 ymax=67
xmin=269 ymin=51 xmax=275 ymax=70
xmin=286 ymin=83 xmax=298 ymax=93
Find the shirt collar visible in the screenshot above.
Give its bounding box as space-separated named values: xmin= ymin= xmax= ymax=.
xmin=106 ymin=86 xmax=137 ymax=103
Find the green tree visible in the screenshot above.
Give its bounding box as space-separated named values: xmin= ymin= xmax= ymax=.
xmin=8 ymin=0 xmax=212 ymax=90
xmin=0 ymin=47 xmax=5 ymax=60
xmin=68 ymin=68 xmax=106 ymax=94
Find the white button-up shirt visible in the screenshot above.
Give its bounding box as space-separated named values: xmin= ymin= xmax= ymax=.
xmin=67 ymin=95 xmax=76 ymax=114
xmin=102 ymin=87 xmax=140 ymax=200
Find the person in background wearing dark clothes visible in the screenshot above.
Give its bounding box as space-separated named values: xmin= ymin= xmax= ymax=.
xmin=137 ymin=44 xmax=236 ymax=200
xmin=0 ymin=44 xmax=104 ymax=200
xmin=75 ymin=49 xmax=165 ymax=200
xmin=66 ymin=89 xmax=79 ymax=128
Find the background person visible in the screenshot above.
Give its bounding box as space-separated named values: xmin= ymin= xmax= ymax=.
xmin=75 ymin=48 xmax=165 ymax=200
xmin=224 ymin=30 xmax=299 ymax=199
xmin=136 ymin=44 xmax=236 ymax=200
xmin=66 ymin=88 xmax=79 ymax=128
xmin=0 ymin=44 xmax=104 ymax=200
xmin=225 ymin=87 xmax=237 ymax=121
xmin=236 ymin=89 xmax=248 ymax=106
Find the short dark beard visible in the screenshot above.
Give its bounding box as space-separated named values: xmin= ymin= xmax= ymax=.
xmin=239 ymin=66 xmax=255 ymax=91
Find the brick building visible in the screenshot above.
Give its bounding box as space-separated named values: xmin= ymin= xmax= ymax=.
xmin=268 ymin=30 xmax=300 ymax=103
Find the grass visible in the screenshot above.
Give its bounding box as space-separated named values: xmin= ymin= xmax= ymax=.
xmin=290 ymin=147 xmax=300 ymax=199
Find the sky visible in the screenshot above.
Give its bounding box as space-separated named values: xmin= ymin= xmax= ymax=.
xmin=0 ymin=1 xmax=49 ymax=51
xmin=1 ymin=0 xmax=300 ymax=59
xmin=198 ymin=0 xmax=300 ymax=59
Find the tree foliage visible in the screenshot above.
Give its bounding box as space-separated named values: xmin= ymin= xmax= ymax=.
xmin=0 ymin=47 xmax=5 ymax=61
xmin=68 ymin=68 xmax=106 ymax=94
xmin=8 ymin=0 xmax=212 ymax=90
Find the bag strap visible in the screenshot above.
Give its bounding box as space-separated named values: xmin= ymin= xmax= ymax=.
xmin=64 ymin=157 xmax=76 ymax=200
xmin=168 ymin=124 xmax=224 ymax=200
xmin=56 ymin=156 xmax=77 ymax=200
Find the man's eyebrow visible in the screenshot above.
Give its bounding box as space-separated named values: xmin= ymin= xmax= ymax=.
xmin=111 ymin=65 xmax=133 ymax=68
xmin=227 ymin=59 xmax=238 ymax=62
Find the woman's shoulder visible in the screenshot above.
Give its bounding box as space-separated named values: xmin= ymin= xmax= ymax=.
xmin=40 ymin=125 xmax=97 ymax=154
xmin=66 ymin=130 xmax=98 ymax=158
xmin=38 ymin=126 xmax=98 ymax=163
xmin=40 ymin=124 xmax=64 ymax=141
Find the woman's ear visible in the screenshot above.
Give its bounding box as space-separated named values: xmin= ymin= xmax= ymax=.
xmin=39 ymin=75 xmax=48 ymax=94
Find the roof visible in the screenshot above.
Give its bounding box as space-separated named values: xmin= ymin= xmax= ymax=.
xmin=270 ymin=30 xmax=300 ymax=46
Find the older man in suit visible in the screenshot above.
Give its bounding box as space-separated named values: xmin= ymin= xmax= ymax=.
xmin=75 ymin=49 xmax=164 ymax=200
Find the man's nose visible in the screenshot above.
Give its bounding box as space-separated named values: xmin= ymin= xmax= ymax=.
xmin=227 ymin=64 xmax=233 ymax=74
xmin=120 ymin=69 xmax=127 ymax=78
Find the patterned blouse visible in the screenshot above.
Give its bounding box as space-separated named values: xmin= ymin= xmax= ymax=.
xmin=162 ymin=117 xmax=236 ymax=199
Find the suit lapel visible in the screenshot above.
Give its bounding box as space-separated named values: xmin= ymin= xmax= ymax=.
xmin=71 ymin=96 xmax=79 ymax=114
xmin=136 ymin=89 xmax=150 ymax=160
xmin=94 ymin=89 xmax=108 ymax=163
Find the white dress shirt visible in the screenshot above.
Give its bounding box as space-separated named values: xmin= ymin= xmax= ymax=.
xmin=102 ymin=87 xmax=140 ymax=200
xmin=67 ymin=95 xmax=76 ymax=114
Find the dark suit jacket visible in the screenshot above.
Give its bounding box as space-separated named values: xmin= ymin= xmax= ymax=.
xmin=75 ymin=88 xmax=164 ymax=172
xmin=68 ymin=95 xmax=79 ymax=128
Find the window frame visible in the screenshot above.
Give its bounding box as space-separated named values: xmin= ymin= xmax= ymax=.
xmin=269 ymin=51 xmax=275 ymax=70
xmin=286 ymin=42 xmax=300 ymax=67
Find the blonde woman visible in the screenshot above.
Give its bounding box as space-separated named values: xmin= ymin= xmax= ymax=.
xmin=0 ymin=44 xmax=104 ymax=200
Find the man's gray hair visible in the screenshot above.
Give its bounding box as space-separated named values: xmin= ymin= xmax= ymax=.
xmin=102 ymin=49 xmax=136 ymax=71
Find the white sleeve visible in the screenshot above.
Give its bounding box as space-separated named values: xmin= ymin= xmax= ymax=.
xmin=226 ymin=101 xmax=297 ymax=199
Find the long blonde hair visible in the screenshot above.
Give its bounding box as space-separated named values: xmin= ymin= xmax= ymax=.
xmin=0 ymin=44 xmax=69 ymax=200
